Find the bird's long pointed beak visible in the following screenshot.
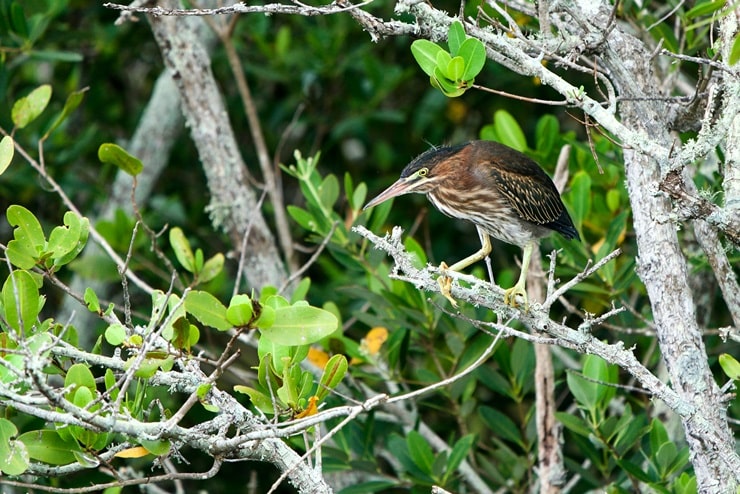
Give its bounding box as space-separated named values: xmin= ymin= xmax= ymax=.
xmin=363 ymin=177 xmax=415 ymax=210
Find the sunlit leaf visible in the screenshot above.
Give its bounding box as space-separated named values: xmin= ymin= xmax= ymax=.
xmin=719 ymin=353 xmax=740 ymax=380
xmin=0 ymin=136 xmax=14 ymax=176
xmin=493 ymin=110 xmax=527 ymax=151
xmin=259 ymin=305 xmax=338 ymax=346
xmin=43 ymin=87 xmax=88 ymax=138
xmin=2 ymin=270 xmax=41 ymax=334
xmin=184 ymin=290 xmax=230 ymax=331
xmin=17 ymin=430 xmax=79 ymax=465
xmin=410 ymin=40 xmax=444 ymax=77
xmin=98 ymin=143 xmax=143 ymax=176
xmin=12 ymin=85 xmax=51 ymax=129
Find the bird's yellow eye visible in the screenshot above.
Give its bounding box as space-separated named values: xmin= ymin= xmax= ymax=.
xmin=418 ymin=168 xmax=429 ymax=177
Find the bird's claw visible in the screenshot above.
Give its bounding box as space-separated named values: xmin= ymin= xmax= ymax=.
xmin=503 ymin=285 xmax=528 ymax=310
xmin=437 ymin=262 xmax=458 ymax=308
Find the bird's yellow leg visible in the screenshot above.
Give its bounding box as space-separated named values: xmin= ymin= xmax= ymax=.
xmin=437 ymin=262 xmax=458 ymax=307
xmin=504 ymin=241 xmax=534 ymax=309
xmin=438 ymin=228 xmax=492 ymax=306
xmin=447 ymin=227 xmax=492 ymax=272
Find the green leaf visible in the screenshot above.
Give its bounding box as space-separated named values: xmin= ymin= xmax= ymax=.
xmin=0 ymin=419 xmax=29 ymax=475
xmin=565 ymin=170 xmax=592 ymax=233
xmin=432 ymin=68 xmax=465 ymax=97
xmin=410 ymin=40 xmax=444 ymax=77
xmin=98 ymin=143 xmax=143 ymax=176
xmin=458 ymin=37 xmax=486 ymax=80
xmin=170 ymin=317 xmax=199 ymax=351
xmin=316 ymin=354 xmax=348 ymax=401
xmin=255 ymin=304 xmax=276 ymax=329
xmin=719 ymin=353 xmax=740 ymax=380
xmin=318 ymin=174 xmax=340 ymax=211
xmin=685 ymin=0 xmax=724 ymax=19
xmin=582 ymin=354 xmax=616 ymax=406
xmin=169 ymin=227 xmax=195 ymax=272
xmin=406 ymin=430 xmax=434 ymax=474
xmin=535 ymin=114 xmax=559 ymax=156
xmin=287 ymin=205 xmax=318 ymax=232
xmin=29 ymin=49 xmax=84 ymax=63
xmin=44 ymin=87 xmax=87 ymax=139
xmin=7 ymin=204 xmax=45 ymax=252
xmin=290 ymin=277 xmax=311 ymax=304
xmin=9 ymin=2 xmax=28 ymax=38
xmin=48 ymin=211 xmax=89 ymax=267
xmin=198 ymin=253 xmax=224 ymax=283
xmin=0 ymin=136 xmax=14 ymax=176
xmin=606 ymin=188 xmax=620 ymax=212
xmin=65 ymin=363 xmax=96 ymax=394
xmin=479 ymin=406 xmax=525 ymax=448
xmin=655 ymin=441 xmax=678 ymax=477
xmin=493 ymin=110 xmax=527 ymax=151
xmin=352 ymin=182 xmax=367 ymax=213
xmin=84 ymin=287 xmax=100 ymax=313
xmin=12 ymin=84 xmax=51 ymax=129
xmin=556 ymin=411 xmax=592 ymax=437
xmin=446 ymin=55 xmax=465 ymax=81
xmin=448 ymin=20 xmax=466 ymax=55
xmin=140 ymin=439 xmax=171 ymax=456
xmin=435 ymin=49 xmax=452 ymax=73
xmin=104 ymin=324 xmax=126 ymax=346
xmin=184 ymin=290 xmax=231 ymax=331
xmin=446 ymin=434 xmax=475 ymax=476
xmin=566 ymin=370 xmax=599 ymax=414
xmin=617 ymin=458 xmax=653 ymax=483
xmin=259 ymin=305 xmax=338 ymax=346
xmin=226 ymin=294 xmax=254 ymax=327
xmin=2 ymin=270 xmax=41 ymax=334
xmin=649 ymin=419 xmax=669 ymax=457
xmin=18 ymin=430 xmax=79 ymax=465
xmin=729 ymin=33 xmax=740 ymax=66
xmin=234 ymin=385 xmax=275 ymax=414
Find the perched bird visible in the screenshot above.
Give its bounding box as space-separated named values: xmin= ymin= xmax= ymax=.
xmin=364 ymin=140 xmax=580 ymax=308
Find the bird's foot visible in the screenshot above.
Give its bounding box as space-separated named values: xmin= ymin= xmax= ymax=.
xmin=437 ymin=262 xmax=459 ymax=308
xmin=503 ymin=284 xmax=528 ymax=310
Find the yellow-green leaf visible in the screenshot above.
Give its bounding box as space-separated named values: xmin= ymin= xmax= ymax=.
xmin=98 ymin=143 xmax=143 ymax=176
xmin=12 ymin=85 xmax=52 ymax=129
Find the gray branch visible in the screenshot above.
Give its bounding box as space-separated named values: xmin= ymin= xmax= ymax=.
xmin=146 ymin=0 xmax=287 ymax=290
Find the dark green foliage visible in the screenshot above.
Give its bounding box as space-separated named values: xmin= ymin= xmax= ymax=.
xmin=1 ymin=0 xmax=736 ymax=492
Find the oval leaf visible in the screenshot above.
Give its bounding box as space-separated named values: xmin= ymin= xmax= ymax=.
xmin=169 ymin=227 xmax=195 ymax=273
xmin=98 ymin=143 xmax=143 ymax=176
xmin=259 ymin=305 xmax=338 ymax=346
xmin=410 ymin=40 xmax=444 ymax=77
xmin=184 ymin=290 xmax=230 ymax=331
xmin=316 ymin=354 xmax=348 ymax=401
xmin=493 ymin=110 xmax=527 ymax=151
xmin=446 ymin=56 xmax=465 ymax=81
xmin=44 ymin=87 xmax=88 ymax=139
xmin=12 ymin=85 xmax=52 ymax=129
xmin=2 ymin=269 xmax=40 ymax=334
xmin=458 ymin=37 xmax=487 ymax=80
xmin=0 ymin=136 xmax=14 ymax=176
xmin=448 ymin=20 xmax=466 ymax=55
xmin=18 ymin=430 xmax=79 ymax=465
xmin=719 ymin=353 xmax=740 ymax=380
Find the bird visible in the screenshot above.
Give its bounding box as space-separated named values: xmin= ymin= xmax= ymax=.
xmin=363 ymin=140 xmax=580 ymax=308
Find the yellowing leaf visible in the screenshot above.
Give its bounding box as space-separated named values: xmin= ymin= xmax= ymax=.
xmin=362 ymin=327 xmax=388 ymax=355
xmin=114 ymin=447 xmax=150 ymax=458
xmin=294 ymin=396 xmax=319 ymax=419
xmin=307 ymin=347 xmax=330 ymax=369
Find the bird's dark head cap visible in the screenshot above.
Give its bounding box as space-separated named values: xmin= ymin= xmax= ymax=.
xmin=363 ymin=143 xmax=469 ymax=210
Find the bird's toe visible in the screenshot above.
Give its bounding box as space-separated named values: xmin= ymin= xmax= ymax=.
xmin=438 ymin=262 xmax=459 ymax=307
xmin=503 ymin=285 xmax=528 ymax=310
